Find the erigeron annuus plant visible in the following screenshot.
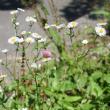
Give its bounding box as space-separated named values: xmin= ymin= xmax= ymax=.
xmin=0 ymin=8 xmax=51 ymax=110
xmin=0 ymin=1 xmax=110 ymax=110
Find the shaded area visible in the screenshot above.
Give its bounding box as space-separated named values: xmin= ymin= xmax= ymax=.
xmin=0 ymin=0 xmax=24 ymax=10
xmin=60 ymin=0 xmax=100 ymax=21
xmin=0 ymin=0 xmax=41 ymax=10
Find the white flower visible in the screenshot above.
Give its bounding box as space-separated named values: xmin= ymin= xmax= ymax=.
xmin=56 ymin=23 xmax=65 ymax=29
xmin=44 ymin=24 xmax=51 ymax=29
xmin=17 ymin=38 xmax=24 ymax=43
xmin=25 ymin=37 xmax=35 ymax=43
xmin=95 ymin=26 xmax=106 ymax=37
xmin=1 ymin=49 xmax=8 ymax=53
xmin=82 ymin=39 xmax=88 ymax=44
xmin=17 ymin=8 xmax=25 ymax=12
xmin=15 ymin=22 xmax=20 ymax=26
xmin=67 ymin=21 xmax=78 ymax=28
xmin=25 ymin=16 xmax=37 ymax=23
xmin=38 ymin=38 xmax=46 ymax=43
xmin=32 ymin=33 xmax=42 ymax=39
xmin=42 ymin=58 xmax=52 ymax=62
xmin=20 ymin=108 xmax=28 ymax=110
xmin=44 ymin=24 xmax=56 ymax=29
xmin=0 ymin=74 xmax=7 ymax=79
xmin=21 ymin=31 xmax=27 ymax=35
xmin=8 ymin=36 xmax=18 ymax=44
xmin=31 ymin=63 xmax=41 ymax=69
xmin=97 ymin=22 xmax=107 ymax=26
xmin=10 ymin=10 xmax=18 ymax=15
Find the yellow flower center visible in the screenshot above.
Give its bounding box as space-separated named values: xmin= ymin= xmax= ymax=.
xmin=99 ymin=29 xmax=104 ymax=33
xmin=72 ymin=22 xmax=77 ymax=27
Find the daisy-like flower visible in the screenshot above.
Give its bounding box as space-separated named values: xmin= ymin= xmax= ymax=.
xmin=1 ymin=49 xmax=8 ymax=53
xmin=95 ymin=26 xmax=106 ymax=37
xmin=15 ymin=22 xmax=20 ymax=26
xmin=0 ymin=74 xmax=7 ymax=79
xmin=10 ymin=10 xmax=18 ymax=15
xmin=25 ymin=16 xmax=37 ymax=23
xmin=82 ymin=39 xmax=88 ymax=45
xmin=21 ymin=108 xmax=28 ymax=110
xmin=67 ymin=21 xmax=78 ymax=28
xmin=8 ymin=36 xmax=18 ymax=44
xmin=21 ymin=31 xmax=27 ymax=35
xmin=42 ymin=50 xmax=52 ymax=58
xmin=42 ymin=58 xmax=52 ymax=62
xmin=25 ymin=37 xmax=35 ymax=43
xmin=56 ymin=23 xmax=65 ymax=29
xmin=32 ymin=33 xmax=42 ymax=39
xmin=17 ymin=38 xmax=24 ymax=43
xmin=31 ymin=63 xmax=41 ymax=69
xmin=97 ymin=22 xmax=107 ymax=26
xmin=38 ymin=38 xmax=46 ymax=43
xmin=44 ymin=24 xmax=56 ymax=29
xmin=17 ymin=8 xmax=25 ymax=12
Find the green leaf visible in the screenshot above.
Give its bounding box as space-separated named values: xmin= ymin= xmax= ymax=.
xmin=59 ymin=81 xmax=75 ymax=92
xmin=63 ymin=95 xmax=82 ymax=102
xmin=91 ymin=71 xmax=103 ymax=80
xmin=80 ymin=103 xmax=94 ymax=110
xmin=75 ymin=74 xmax=87 ymax=89
xmin=104 ymin=74 xmax=110 ymax=83
xmin=44 ymin=88 xmax=57 ymax=97
xmin=87 ymin=79 xmax=103 ymax=97
xmin=58 ymin=100 xmax=74 ymax=110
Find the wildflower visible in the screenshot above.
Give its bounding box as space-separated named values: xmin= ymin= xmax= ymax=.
xmin=95 ymin=26 xmax=106 ymax=37
xmin=21 ymin=108 xmax=28 ymax=110
xmin=67 ymin=21 xmax=78 ymax=28
xmin=21 ymin=31 xmax=27 ymax=35
xmin=25 ymin=16 xmax=37 ymax=23
xmin=44 ymin=24 xmax=50 ymax=29
xmin=56 ymin=23 xmax=65 ymax=29
xmin=44 ymin=24 xmax=56 ymax=29
xmin=1 ymin=49 xmax=8 ymax=53
xmin=42 ymin=58 xmax=52 ymax=62
xmin=42 ymin=50 xmax=52 ymax=58
xmin=31 ymin=63 xmax=41 ymax=69
xmin=38 ymin=38 xmax=46 ymax=43
xmin=25 ymin=37 xmax=35 ymax=43
xmin=15 ymin=22 xmax=20 ymax=26
xmin=17 ymin=38 xmax=24 ymax=43
xmin=97 ymin=22 xmax=107 ymax=26
xmin=10 ymin=10 xmax=18 ymax=15
xmin=17 ymin=8 xmax=25 ymax=12
xmin=82 ymin=39 xmax=88 ymax=45
xmin=32 ymin=33 xmax=42 ymax=39
xmin=0 ymin=74 xmax=7 ymax=79
xmin=8 ymin=36 xmax=18 ymax=44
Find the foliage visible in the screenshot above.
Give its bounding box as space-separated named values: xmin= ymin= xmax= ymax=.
xmin=0 ymin=1 xmax=110 ymax=110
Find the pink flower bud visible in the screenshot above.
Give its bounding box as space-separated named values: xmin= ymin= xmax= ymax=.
xmin=42 ymin=50 xmax=52 ymax=58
